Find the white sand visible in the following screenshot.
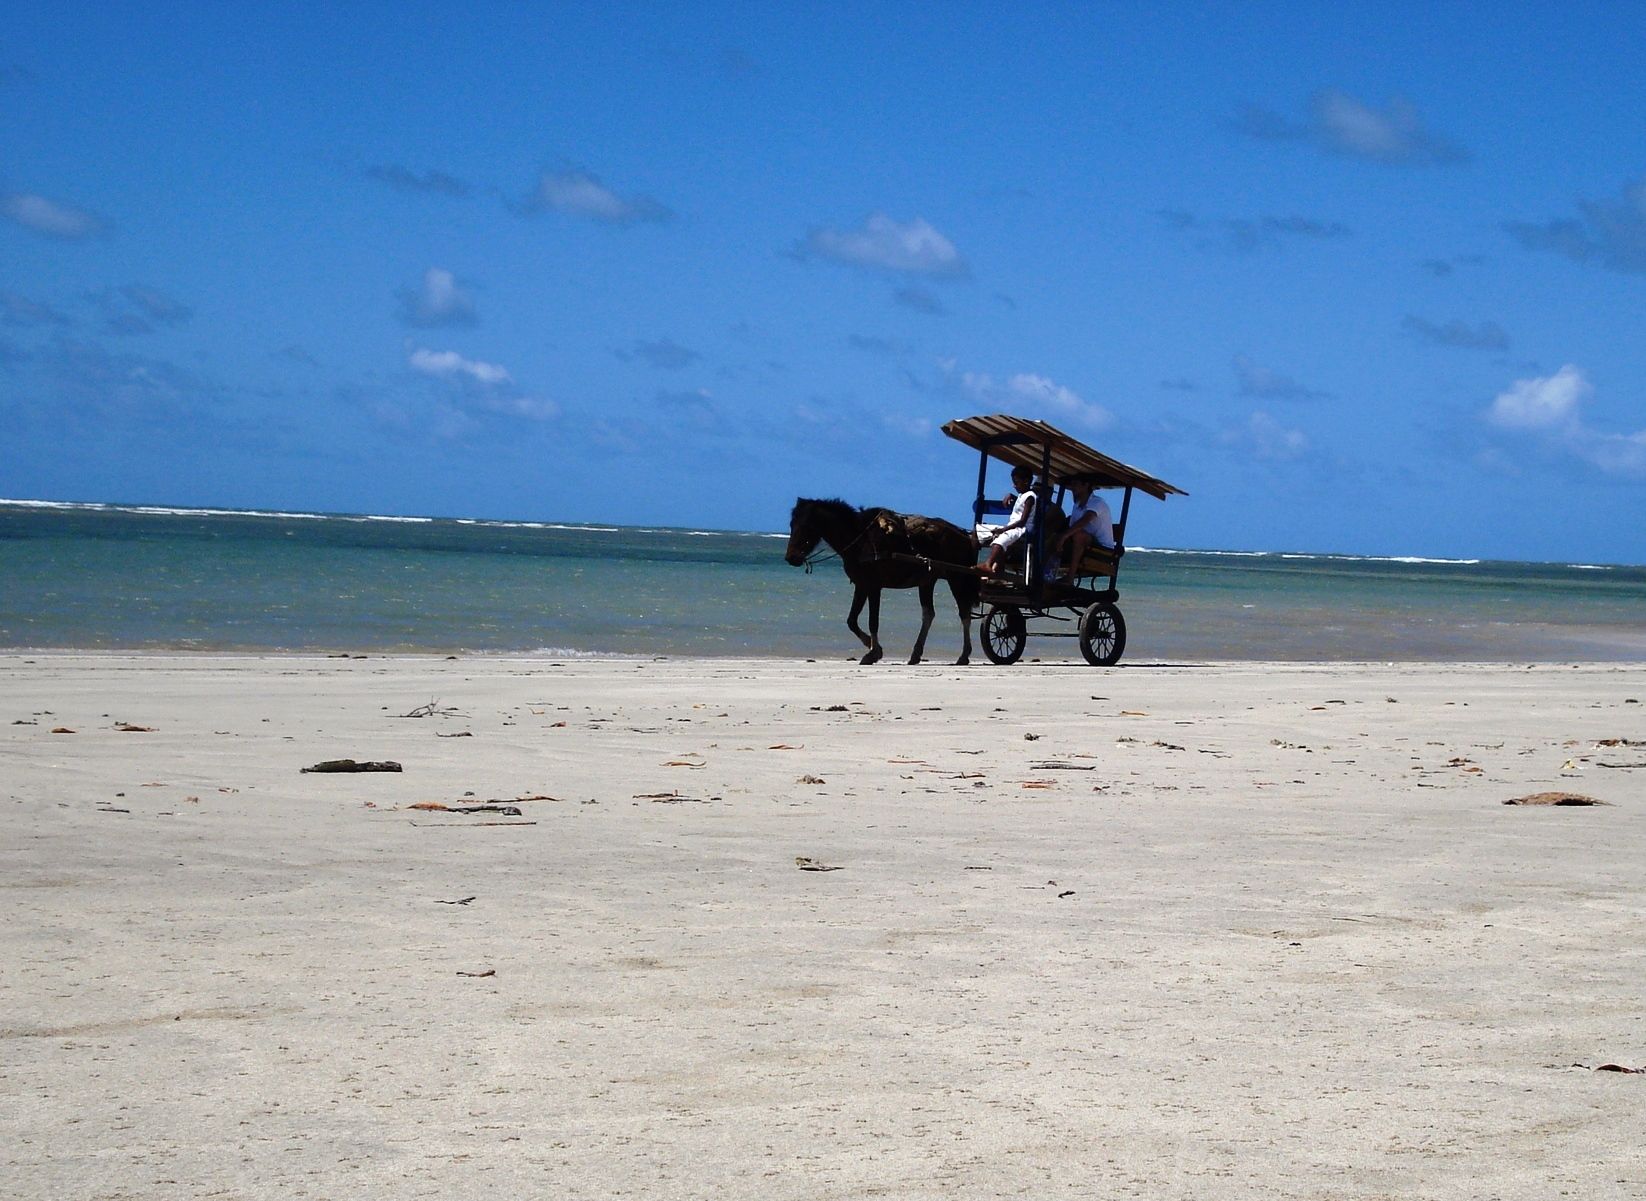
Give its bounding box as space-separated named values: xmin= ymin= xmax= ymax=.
xmin=3 ymin=654 xmax=1643 ymax=1199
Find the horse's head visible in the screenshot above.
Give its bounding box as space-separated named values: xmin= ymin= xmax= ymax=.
xmin=784 ymin=499 xmax=824 ymax=567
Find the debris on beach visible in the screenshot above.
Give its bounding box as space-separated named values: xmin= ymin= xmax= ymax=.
xmin=114 ymin=722 xmax=155 ymax=732
xmin=50 ymin=727 xmax=76 ymax=734
xmin=435 ymin=731 xmax=473 ymax=738
xmin=398 ymin=699 xmax=466 ymax=719
xmin=302 ymin=759 xmax=402 ymax=773
xmin=407 ymin=801 xmax=522 ymax=816
xmin=1593 ymin=1063 xmax=1644 ymax=1073
xmin=411 ymin=818 xmax=536 ymax=827
xmin=1030 ymin=762 xmax=1095 ymax=771
xmin=456 ymin=969 xmax=495 ymax=978
xmin=797 ymin=774 xmax=826 ymax=784
xmin=436 ymin=896 xmax=477 ymax=906
xmin=1503 ymin=792 xmax=1608 ymax=806
xmin=795 ymin=856 xmax=842 ymax=871
xmin=635 ymin=791 xmax=707 ymax=804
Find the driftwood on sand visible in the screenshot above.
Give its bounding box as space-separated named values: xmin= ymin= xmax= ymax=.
xmin=1502 ymin=791 xmax=1608 ymax=806
xmin=301 ymin=759 xmax=403 ymax=773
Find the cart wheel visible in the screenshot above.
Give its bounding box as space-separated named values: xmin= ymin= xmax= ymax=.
xmin=1078 ymin=601 xmax=1126 ymax=666
xmin=980 ymin=606 xmax=1026 ymax=665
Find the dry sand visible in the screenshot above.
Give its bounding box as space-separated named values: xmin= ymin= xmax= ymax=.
xmin=3 ymin=654 xmax=1644 ymax=1199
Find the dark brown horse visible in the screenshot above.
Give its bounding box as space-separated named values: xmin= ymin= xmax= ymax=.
xmin=785 ymin=498 xmax=977 ymax=665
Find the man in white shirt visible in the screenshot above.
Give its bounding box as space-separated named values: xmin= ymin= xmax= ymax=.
xmin=1056 ymin=479 xmax=1114 ymax=580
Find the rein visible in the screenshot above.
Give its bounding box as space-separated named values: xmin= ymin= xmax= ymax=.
xmin=801 ymin=514 xmax=875 ymax=573
xmin=801 ymin=546 xmax=838 ymax=573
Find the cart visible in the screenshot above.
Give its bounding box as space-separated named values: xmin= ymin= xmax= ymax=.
xmin=942 ymin=414 xmax=1186 ymax=666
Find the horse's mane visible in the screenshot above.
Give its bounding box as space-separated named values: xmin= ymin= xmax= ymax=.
xmin=791 ymin=497 xmax=862 ymax=522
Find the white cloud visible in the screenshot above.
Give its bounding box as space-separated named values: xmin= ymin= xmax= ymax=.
xmin=804 ymin=214 xmax=968 ymax=278
xmin=881 ymin=412 xmax=932 ymax=438
xmin=366 ymin=164 xmax=471 ymax=198
xmin=893 ymin=285 xmax=945 ymax=314
xmin=525 ymin=171 xmax=670 ymax=224
xmin=1234 ymin=355 xmax=1331 ymax=400
xmin=1227 ymin=411 xmax=1308 ymax=461
xmin=408 ymin=347 xmax=511 ymax=385
xmin=620 ymin=338 xmax=699 ymax=370
xmin=1487 ymin=365 xmax=1589 ymax=430
xmin=1402 ymin=315 xmax=1509 ymax=351
xmin=1238 ymin=90 xmax=1466 ymax=166
xmin=478 ymin=394 xmax=560 ymax=421
xmin=0 ymin=290 xmax=71 ymax=327
xmin=1316 ymin=92 xmax=1411 ymax=160
xmin=956 ymin=367 xmax=1112 ymax=430
xmin=1483 ymin=365 xmax=1646 ymax=478
xmin=1579 ymin=430 xmax=1646 ymax=476
xmin=1506 ymin=177 xmax=1646 ymax=276
xmin=398 ymin=268 xmax=476 ymax=327
xmin=1 ymin=191 xmax=105 ymax=239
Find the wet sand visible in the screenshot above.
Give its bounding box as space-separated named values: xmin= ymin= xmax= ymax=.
xmin=3 ymin=654 xmax=1643 ymax=1199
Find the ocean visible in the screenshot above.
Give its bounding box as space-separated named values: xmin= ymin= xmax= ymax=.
xmin=2 ymin=500 xmax=1643 ymax=662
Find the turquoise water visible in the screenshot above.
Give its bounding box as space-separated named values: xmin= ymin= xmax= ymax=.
xmin=2 ymin=501 xmax=1643 ymax=661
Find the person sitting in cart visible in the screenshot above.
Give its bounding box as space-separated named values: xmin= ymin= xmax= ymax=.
xmin=979 ymin=465 xmax=1038 ymax=577
xmin=1054 ymin=478 xmax=1115 ymax=581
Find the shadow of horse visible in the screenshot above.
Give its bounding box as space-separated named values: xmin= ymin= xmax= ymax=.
xmin=785 ymin=498 xmax=977 ymax=665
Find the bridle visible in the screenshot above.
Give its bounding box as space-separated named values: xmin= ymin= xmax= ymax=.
xmin=793 ymin=512 xmax=872 ymax=574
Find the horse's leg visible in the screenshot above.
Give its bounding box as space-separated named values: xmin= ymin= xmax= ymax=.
xmin=908 ymin=580 xmax=936 ymax=665
xmin=951 ymin=578 xmax=974 ymax=665
xmin=861 ymin=588 xmax=884 ymax=665
xmin=846 ymin=585 xmax=872 ymax=649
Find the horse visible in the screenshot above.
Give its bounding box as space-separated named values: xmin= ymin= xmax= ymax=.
xmin=784 ymin=498 xmax=977 ymax=665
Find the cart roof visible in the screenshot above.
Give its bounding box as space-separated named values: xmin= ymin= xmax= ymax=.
xmin=941 ymin=414 xmax=1187 ymax=501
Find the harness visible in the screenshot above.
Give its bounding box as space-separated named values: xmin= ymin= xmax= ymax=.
xmin=803 ymin=513 xmax=902 ymax=574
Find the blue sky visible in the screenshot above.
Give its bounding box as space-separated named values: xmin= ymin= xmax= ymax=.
xmin=3 ymin=3 xmax=1644 ymax=562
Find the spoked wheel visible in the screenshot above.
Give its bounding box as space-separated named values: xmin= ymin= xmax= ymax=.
xmin=1078 ymin=601 xmax=1126 ymax=666
xmin=980 ymin=606 xmax=1026 ymax=665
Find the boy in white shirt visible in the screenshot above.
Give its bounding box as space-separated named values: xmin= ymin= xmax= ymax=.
xmin=1056 ymin=479 xmax=1114 ymax=581
xmin=979 ymin=466 xmax=1038 ymax=577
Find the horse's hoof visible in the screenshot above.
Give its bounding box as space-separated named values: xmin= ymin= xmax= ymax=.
xmin=907 ymin=656 xmax=922 ymax=666
xmin=860 ymin=649 xmax=883 ymax=665
xmin=955 ymin=654 xmax=971 ymax=666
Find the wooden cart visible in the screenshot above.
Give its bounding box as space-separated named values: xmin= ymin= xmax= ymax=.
xmin=943 ymin=414 xmax=1187 ymax=665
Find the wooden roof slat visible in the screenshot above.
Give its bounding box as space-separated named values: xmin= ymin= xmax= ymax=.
xmin=940 ymin=414 xmax=1187 ymax=501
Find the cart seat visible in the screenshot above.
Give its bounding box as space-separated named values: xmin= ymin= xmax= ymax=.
xmin=1072 ymin=542 xmax=1122 ymax=580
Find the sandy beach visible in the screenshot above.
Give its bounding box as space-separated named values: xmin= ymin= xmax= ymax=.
xmin=3 ymin=653 xmax=1643 ymax=1199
